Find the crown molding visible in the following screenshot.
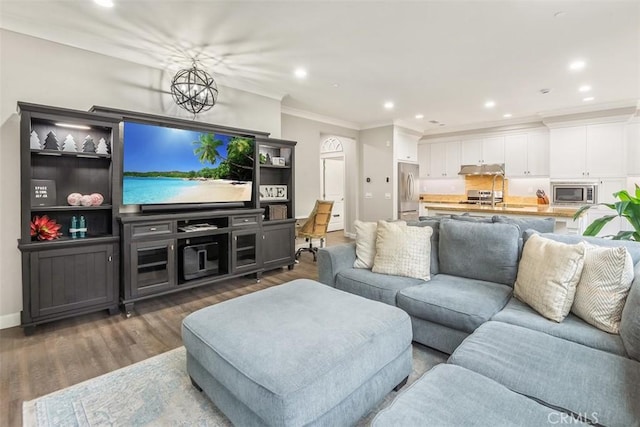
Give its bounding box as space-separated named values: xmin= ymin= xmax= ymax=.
xmin=538 ymin=99 xmax=638 ymax=119
xmin=421 ymin=116 xmax=545 ymax=141
xmin=542 ymin=105 xmax=638 ymax=128
xmin=392 ymin=119 xmax=425 ymax=134
xmin=281 ymin=106 xmax=360 ymax=130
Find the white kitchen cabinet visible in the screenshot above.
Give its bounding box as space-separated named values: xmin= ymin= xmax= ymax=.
xmin=460 ymin=137 xmax=504 ymax=165
xmin=550 ymin=123 xmax=625 ymax=179
xmin=394 ymin=131 xmax=418 ymax=162
xmin=586 ymin=123 xmax=625 ymax=178
xmin=418 ymin=144 xmax=431 ymax=178
xmin=626 ymin=122 xmax=640 ymax=175
xmin=505 ymin=132 xmax=549 ymax=177
xmin=429 ymin=141 xmax=460 ymax=178
xmin=597 ymin=178 xmax=626 ymax=205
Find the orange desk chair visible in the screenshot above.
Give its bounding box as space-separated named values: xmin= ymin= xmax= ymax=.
xmin=295 ymin=200 xmax=334 ymax=262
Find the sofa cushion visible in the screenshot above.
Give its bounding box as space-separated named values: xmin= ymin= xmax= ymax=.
xmin=353 ymin=220 xmax=378 ymax=269
xmin=372 ymin=364 xmax=575 ymax=427
xmin=524 ymin=230 xmax=640 ymax=265
xmin=572 ymin=245 xmax=634 ymax=333
xmin=439 ymin=219 xmax=520 ymax=286
xmin=492 ymin=215 xmax=555 ymax=236
xmin=373 ymin=220 xmax=432 ymax=281
xmin=336 ymin=268 xmax=425 ymax=306
xmin=621 ymin=263 xmax=640 ymax=361
xmin=451 ymin=213 xmax=493 ymax=223
xmin=449 ymin=321 xmax=640 ymax=427
xmin=397 ymin=274 xmax=512 ymax=333
xmin=407 ymin=219 xmax=440 ymax=275
xmin=492 ymin=297 xmax=628 ymax=356
xmin=514 ymin=234 xmax=586 ymax=322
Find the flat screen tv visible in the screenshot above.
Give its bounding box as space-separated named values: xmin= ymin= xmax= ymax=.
xmin=122 ymin=121 xmax=254 ymax=206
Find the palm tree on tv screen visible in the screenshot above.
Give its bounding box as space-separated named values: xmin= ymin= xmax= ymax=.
xmin=193 ymin=133 xmax=223 ymax=166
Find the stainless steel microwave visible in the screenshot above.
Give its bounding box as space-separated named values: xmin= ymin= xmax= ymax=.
xmin=550 ymin=182 xmax=597 ymax=205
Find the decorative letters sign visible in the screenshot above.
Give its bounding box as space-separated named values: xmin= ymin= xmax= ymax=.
xmin=31 ymin=179 xmax=57 ymax=206
xmin=260 ymin=185 xmax=287 ymax=201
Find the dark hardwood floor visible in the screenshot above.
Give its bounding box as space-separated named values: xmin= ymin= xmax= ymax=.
xmin=0 ymin=232 xmax=351 ymax=427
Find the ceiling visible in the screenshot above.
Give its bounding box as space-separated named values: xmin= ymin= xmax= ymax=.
xmin=1 ymin=1 xmax=639 ymax=132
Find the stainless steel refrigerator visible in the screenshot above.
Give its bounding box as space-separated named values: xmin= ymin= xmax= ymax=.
xmin=397 ymin=162 xmax=420 ymax=221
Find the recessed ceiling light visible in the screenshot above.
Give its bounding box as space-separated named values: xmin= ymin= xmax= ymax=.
xmin=569 ymin=60 xmax=586 ymax=71
xmin=384 ymin=101 xmax=394 ymax=110
xmin=415 ymin=114 xmax=424 ymax=119
xmin=94 ymin=0 xmax=114 ymax=7
xmin=583 ymin=97 xmax=594 ymax=102
xmin=484 ymin=100 xmax=496 ymax=108
xmin=503 ymin=113 xmax=512 ymax=118
xmin=294 ymin=68 xmax=307 ymax=79
xmin=579 ymin=85 xmax=592 ymax=93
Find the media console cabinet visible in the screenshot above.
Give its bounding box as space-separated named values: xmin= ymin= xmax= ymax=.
xmin=17 ymin=102 xmax=297 ymax=333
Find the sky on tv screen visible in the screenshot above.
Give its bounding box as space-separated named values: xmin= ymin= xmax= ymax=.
xmin=123 ymin=121 xmax=232 ymax=172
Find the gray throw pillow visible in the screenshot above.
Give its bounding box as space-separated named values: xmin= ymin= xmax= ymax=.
xmin=451 ymin=214 xmax=493 ymax=223
xmin=621 ymin=263 xmax=640 ymax=361
xmin=493 ymin=215 xmax=555 ymax=236
xmin=439 ymin=219 xmax=521 ymax=286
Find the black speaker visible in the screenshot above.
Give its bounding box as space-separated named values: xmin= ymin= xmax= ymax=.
xmin=182 ymin=242 xmax=219 ymax=280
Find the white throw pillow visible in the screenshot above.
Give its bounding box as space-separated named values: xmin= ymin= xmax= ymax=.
xmin=353 ymin=220 xmax=378 ymax=269
xmin=571 ymin=245 xmax=634 ymax=334
xmin=514 ymin=234 xmax=586 ymax=322
xmin=372 ymin=220 xmax=433 ymax=281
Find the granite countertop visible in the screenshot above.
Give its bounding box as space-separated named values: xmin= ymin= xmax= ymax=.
xmin=421 ymin=202 xmax=580 ymax=218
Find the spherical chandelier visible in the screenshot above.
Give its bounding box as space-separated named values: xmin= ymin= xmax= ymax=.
xmin=170 ymin=62 xmax=218 ymax=115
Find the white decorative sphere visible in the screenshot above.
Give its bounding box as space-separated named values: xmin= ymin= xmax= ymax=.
xmin=80 ymin=195 xmax=93 ymax=206
xmin=90 ymin=193 xmax=104 ymax=206
xmin=67 ymin=193 xmax=83 ymax=206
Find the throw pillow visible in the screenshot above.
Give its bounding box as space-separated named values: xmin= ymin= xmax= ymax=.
xmin=451 ymin=214 xmax=493 ymax=223
xmin=571 ymin=245 xmax=634 ymax=334
xmin=353 ymin=220 xmax=378 ymax=269
xmin=372 ymin=220 xmax=433 ymax=281
xmin=514 ymin=234 xmax=586 ymax=322
xmin=620 ymin=264 xmax=640 ymax=362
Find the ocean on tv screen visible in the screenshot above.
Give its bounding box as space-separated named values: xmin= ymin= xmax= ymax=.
xmin=122 ymin=122 xmax=254 ymax=205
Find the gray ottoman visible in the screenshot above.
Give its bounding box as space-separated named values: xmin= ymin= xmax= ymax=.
xmin=182 ymin=279 xmax=412 ymax=426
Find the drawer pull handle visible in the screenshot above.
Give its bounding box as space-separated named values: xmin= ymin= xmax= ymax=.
xmin=243 ymin=219 xmax=249 ymax=222
xmin=149 ymin=227 xmax=157 ymax=231
xmin=108 ymin=256 xmax=112 ymax=262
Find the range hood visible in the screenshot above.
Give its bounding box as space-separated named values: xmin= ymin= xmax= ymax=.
xmin=458 ymin=163 xmax=505 ymax=176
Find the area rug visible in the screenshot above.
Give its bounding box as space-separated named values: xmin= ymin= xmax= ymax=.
xmin=24 ymin=344 xmax=446 ymax=426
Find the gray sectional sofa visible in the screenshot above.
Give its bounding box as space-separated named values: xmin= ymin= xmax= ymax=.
xmin=318 ymin=217 xmax=640 ymax=426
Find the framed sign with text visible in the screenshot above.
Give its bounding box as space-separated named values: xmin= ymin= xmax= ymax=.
xmin=31 ymin=179 xmax=57 ymax=207
xmin=259 ymin=185 xmax=287 ymax=201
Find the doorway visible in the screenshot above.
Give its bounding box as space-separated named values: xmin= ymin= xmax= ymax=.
xmin=320 ymin=136 xmax=346 ymax=232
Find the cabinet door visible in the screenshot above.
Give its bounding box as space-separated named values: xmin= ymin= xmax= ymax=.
xmin=417 ymin=144 xmax=431 ymax=178
xmin=232 ymin=229 xmax=261 ymax=272
xmin=262 ymin=223 xmax=295 ymax=270
xmin=527 ymin=132 xmax=550 ymax=176
xmin=445 ymin=141 xmax=461 ymax=177
xmin=429 ymin=143 xmax=447 ymax=177
xmin=626 ymin=122 xmax=640 ymax=175
xmin=461 ymin=139 xmax=483 ymax=165
xmin=597 ymin=178 xmax=626 ymax=205
xmin=550 ymin=127 xmax=587 ymax=178
xmin=587 ymin=123 xmax=625 ymax=178
xmin=482 ymin=136 xmax=505 ymax=164
xmin=504 ymin=134 xmax=528 ymax=176
xmin=130 ymin=239 xmax=176 ymax=297
xmin=30 ymin=244 xmax=116 ymax=318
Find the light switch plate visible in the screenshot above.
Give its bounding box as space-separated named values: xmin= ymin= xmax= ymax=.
xmin=384 ymin=193 xmax=391 ymax=199
xmin=365 ymin=192 xmax=373 ymax=199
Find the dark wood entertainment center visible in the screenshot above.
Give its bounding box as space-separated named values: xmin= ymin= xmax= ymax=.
xmin=17 ymin=102 xmax=297 ymax=333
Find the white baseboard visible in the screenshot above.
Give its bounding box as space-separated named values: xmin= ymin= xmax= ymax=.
xmin=0 ymin=312 xmax=20 ymax=330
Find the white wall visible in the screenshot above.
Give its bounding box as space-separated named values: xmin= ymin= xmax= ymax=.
xmin=280 ymin=113 xmax=359 ymax=233
xmin=0 ymin=30 xmax=282 ymax=327
xmin=360 ymin=125 xmax=395 ymax=221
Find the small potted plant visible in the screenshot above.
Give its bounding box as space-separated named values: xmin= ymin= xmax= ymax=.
xmin=573 ymin=184 xmax=640 ymax=241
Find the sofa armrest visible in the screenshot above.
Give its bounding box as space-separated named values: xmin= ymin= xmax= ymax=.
xmin=318 ymin=243 xmax=357 ymax=287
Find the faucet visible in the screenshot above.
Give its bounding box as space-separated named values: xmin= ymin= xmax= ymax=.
xmin=490 ymin=166 xmax=505 ymax=207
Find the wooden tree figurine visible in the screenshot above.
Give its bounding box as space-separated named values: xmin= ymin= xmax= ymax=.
xmin=82 ymin=135 xmax=96 ymax=153
xmin=62 ymin=134 xmax=77 ymax=152
xmin=30 ymin=130 xmax=41 ymax=150
xmin=42 ymin=131 xmax=60 ymax=150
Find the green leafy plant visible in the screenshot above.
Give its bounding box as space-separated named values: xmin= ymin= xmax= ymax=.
xmin=573 ymin=184 xmax=640 ymax=241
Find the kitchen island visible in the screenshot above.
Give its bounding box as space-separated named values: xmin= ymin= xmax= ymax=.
xmin=420 ymin=202 xmax=583 ymax=234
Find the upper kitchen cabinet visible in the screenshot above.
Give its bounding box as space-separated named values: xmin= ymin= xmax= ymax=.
xmin=626 ymin=122 xmax=640 ymax=176
xmin=504 ymin=132 xmax=549 ymax=177
xmin=417 ymin=143 xmax=431 ymax=178
xmin=394 ymin=128 xmax=419 ymax=163
xmin=429 ymin=141 xmax=461 ymax=178
xmin=461 ymin=137 xmax=504 ymax=165
xmin=550 ymin=123 xmax=625 ymax=179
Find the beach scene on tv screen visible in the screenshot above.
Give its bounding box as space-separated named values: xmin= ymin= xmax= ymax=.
xmin=123 ymin=122 xmax=253 ymax=205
